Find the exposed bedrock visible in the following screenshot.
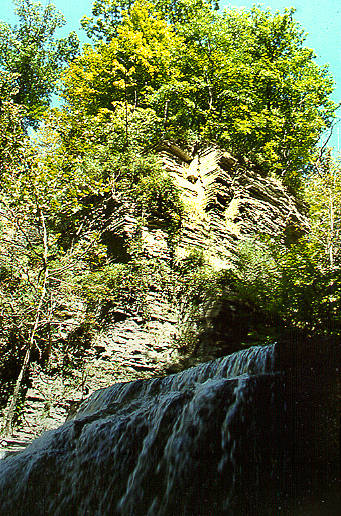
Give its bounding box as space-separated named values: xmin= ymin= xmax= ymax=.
xmin=0 ymin=145 xmax=311 ymax=449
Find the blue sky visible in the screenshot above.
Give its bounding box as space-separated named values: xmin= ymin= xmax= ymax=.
xmin=0 ymin=0 xmax=340 ymax=149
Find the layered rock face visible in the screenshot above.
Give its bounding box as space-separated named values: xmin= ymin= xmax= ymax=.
xmin=81 ymin=145 xmax=308 ymax=377
xmin=0 ymin=146 xmax=309 ymax=448
xmin=166 ymin=146 xmax=307 ymax=260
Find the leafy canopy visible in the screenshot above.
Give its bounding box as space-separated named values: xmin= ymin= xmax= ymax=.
xmin=81 ymin=0 xmax=217 ymax=41
xmin=0 ymin=0 xmax=79 ymax=128
xmin=63 ymin=1 xmax=337 ymax=179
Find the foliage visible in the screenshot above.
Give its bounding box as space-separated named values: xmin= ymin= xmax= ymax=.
xmin=172 ymin=251 xmax=269 ymax=355
xmin=36 ymin=107 xmax=183 ymax=248
xmin=175 ymin=253 xmax=234 ymax=330
xmin=75 ymin=259 xmax=171 ymax=321
xmin=0 ymin=79 xmax=100 ymax=430
xmin=0 ymin=336 xmax=25 ymax=412
xmin=0 ymin=0 xmax=79 ymax=128
xmin=134 ymin=170 xmax=184 ymax=231
xmin=0 ymin=71 xmax=27 ymax=178
xmin=64 ymin=0 xmax=183 ymax=122
xmin=305 ymin=152 xmax=341 ymax=268
xmin=62 ymin=1 xmax=338 ymax=180
xmin=233 ymin=239 xmax=280 ymax=312
xmin=181 ymin=160 xmax=341 ymax=339
xmin=234 ymin=230 xmax=341 ymax=337
xmin=81 ymin=0 xmax=216 ymax=41
xmin=172 ymin=5 xmax=336 ymax=177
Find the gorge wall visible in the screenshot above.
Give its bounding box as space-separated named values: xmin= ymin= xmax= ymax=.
xmin=0 ymin=146 xmax=309 ymax=449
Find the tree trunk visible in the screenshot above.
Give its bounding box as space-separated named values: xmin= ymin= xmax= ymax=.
xmin=2 ymin=347 xmax=32 ymax=436
xmin=1 ymin=210 xmax=49 ymax=437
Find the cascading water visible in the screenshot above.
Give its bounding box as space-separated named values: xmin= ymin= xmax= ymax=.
xmin=73 ymin=344 xmax=277 ymax=418
xmin=0 ymin=343 xmax=334 ymax=515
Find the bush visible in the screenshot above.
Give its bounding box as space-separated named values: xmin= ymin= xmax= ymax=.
xmin=234 ymin=237 xmax=341 ymax=337
xmin=134 ymin=171 xmax=184 ymax=231
xmin=75 ymin=259 xmax=171 ymax=321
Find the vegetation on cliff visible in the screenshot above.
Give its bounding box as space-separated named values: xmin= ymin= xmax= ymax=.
xmin=0 ymin=0 xmax=340 ymax=435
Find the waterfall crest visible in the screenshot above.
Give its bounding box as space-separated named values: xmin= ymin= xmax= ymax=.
xmin=73 ymin=344 xmax=277 ymax=418
xmin=0 ymin=344 xmax=292 ymax=515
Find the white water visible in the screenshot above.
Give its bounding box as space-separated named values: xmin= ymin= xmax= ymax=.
xmin=73 ymin=344 xmax=276 ymax=418
xmin=0 ymin=344 xmax=287 ymax=515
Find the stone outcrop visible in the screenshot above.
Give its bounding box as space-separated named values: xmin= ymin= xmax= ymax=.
xmin=165 ymin=146 xmax=308 ymax=265
xmin=0 ymin=146 xmax=309 ymax=451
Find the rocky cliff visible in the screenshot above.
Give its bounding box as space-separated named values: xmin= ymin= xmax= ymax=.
xmin=0 ymin=146 xmax=309 ymax=452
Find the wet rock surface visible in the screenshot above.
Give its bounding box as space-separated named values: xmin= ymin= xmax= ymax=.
xmin=0 ymin=346 xmax=282 ymax=515
xmin=0 ymin=344 xmax=338 ymax=515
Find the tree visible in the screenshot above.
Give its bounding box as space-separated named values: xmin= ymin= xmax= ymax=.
xmin=81 ymin=0 xmax=216 ymax=41
xmin=0 ymin=70 xmax=26 ymax=175
xmin=64 ymin=0 xmax=183 ymax=118
xmin=0 ymin=70 xmax=96 ymax=435
xmin=170 ymin=5 xmax=337 ymax=178
xmin=0 ymin=0 xmax=79 ymax=128
xmin=307 ymin=151 xmax=341 ymax=269
xmin=72 ymin=2 xmax=338 ymax=180
xmin=81 ymin=0 xmax=133 ymax=41
xmin=229 ymin=7 xmax=337 ymax=179
xmin=0 ymin=98 xmax=108 ymax=435
xmin=0 ymin=79 xmax=49 ymax=434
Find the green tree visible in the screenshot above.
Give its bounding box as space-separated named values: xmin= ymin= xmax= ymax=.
xmin=0 ymin=83 xmax=50 ymax=434
xmin=71 ymin=2 xmax=338 ymax=180
xmin=0 ymin=71 xmax=27 ymax=175
xmin=228 ymin=7 xmax=337 ymax=179
xmin=81 ymin=0 xmax=215 ymax=41
xmin=234 ymin=154 xmax=341 ymax=338
xmin=307 ymin=152 xmax=341 ymax=269
xmin=37 ymin=105 xmax=183 ymax=247
xmin=0 ymin=103 xmax=109 ymax=435
xmin=0 ymin=74 xmax=99 ymax=435
xmin=169 ymin=5 xmax=337 ymax=178
xmin=0 ymin=0 xmax=79 ymax=128
xmin=64 ymin=0 xmax=183 ymax=120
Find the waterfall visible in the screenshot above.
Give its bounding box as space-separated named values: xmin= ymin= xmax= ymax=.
xmin=73 ymin=344 xmax=277 ymax=418
xmin=0 ymin=343 xmax=331 ymax=515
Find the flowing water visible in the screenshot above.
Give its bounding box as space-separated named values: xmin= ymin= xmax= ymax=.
xmin=0 ymin=345 xmax=298 ymax=515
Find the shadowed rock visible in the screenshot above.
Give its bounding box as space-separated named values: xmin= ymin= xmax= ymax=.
xmin=0 ymin=343 xmax=338 ymax=515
